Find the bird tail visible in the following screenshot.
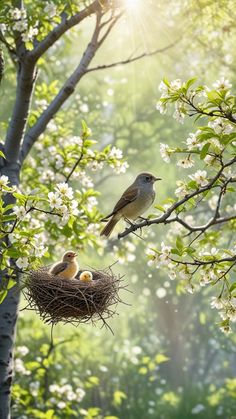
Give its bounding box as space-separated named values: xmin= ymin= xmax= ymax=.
xmin=100 ymin=215 xmax=119 ymax=237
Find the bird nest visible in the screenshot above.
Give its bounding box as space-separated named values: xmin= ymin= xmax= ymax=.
xmin=23 ymin=266 xmax=127 ymax=331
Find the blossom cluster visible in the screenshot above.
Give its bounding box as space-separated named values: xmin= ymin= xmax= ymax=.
xmin=148 ymin=77 xmax=236 ymax=333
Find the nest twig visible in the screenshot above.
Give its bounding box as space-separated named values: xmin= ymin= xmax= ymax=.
xmin=22 ymin=266 xmax=128 ymax=332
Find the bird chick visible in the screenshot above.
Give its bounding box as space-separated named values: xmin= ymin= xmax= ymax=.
xmin=49 ymin=251 xmax=79 ymax=280
xmin=79 ymin=270 xmax=93 ymax=282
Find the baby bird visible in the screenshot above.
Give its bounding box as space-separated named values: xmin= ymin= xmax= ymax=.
xmin=79 ymin=270 xmax=93 ymax=282
xmin=49 ymin=251 xmax=79 ymax=280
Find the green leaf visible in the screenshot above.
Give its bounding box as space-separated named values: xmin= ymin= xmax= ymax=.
xmin=176 ymin=236 xmax=184 ymax=252
xmin=45 ymin=410 xmax=54 ymax=419
xmin=113 ymin=390 xmax=127 ymax=406
xmin=0 ymin=150 xmax=5 ymax=159
xmin=171 ymin=248 xmax=181 ymax=256
xmin=0 ymin=290 xmax=7 ymax=304
xmin=229 ymin=283 xmax=236 ymax=292
xmin=7 ymin=279 xmax=16 ymax=290
xmin=154 ymin=204 xmax=165 ymax=212
xmin=155 ymin=353 xmax=170 ymax=364
xmin=199 ymin=312 xmax=206 ymax=325
xmin=200 ymin=143 xmax=210 ymax=159
xmin=185 ymin=77 xmax=197 ymax=89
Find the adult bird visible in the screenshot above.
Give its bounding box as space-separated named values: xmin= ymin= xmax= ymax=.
xmin=49 ymin=251 xmax=79 ymax=279
xmin=100 ymin=172 xmax=161 ymax=237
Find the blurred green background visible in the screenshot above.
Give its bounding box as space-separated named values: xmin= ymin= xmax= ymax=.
xmin=1 ymin=1 xmax=236 ymax=418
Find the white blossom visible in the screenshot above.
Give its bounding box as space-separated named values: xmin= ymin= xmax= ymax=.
xmin=186 ymin=132 xmax=200 ymax=149
xmin=76 ymin=388 xmax=85 ymax=402
xmin=210 ymin=296 xmax=224 ymax=309
xmin=44 ymin=3 xmax=57 ymax=18
xmin=56 ymin=183 xmax=74 ymax=199
xmin=204 ymin=154 xmax=215 ymax=165
xmin=189 ymin=170 xmax=208 ymax=187
xmin=14 ymin=358 xmax=31 ymax=375
xmin=16 ymin=346 xmax=29 ymax=356
xmin=156 ymin=101 xmax=167 ymax=114
xmin=0 ymin=24 xmax=7 ymax=33
xmin=160 ymin=143 xmax=171 ymax=163
xmin=220 ymin=325 xmax=232 ymax=334
xmin=227 ymin=306 xmax=236 ymax=322
xmin=208 ymin=118 xmax=233 ymax=134
xmin=34 ymin=245 xmax=47 ymax=257
xmin=22 ymin=26 xmax=38 ymax=42
xmin=10 ymin=8 xmax=26 ymax=20
xmin=212 ymin=77 xmax=232 ymax=90
xmin=58 ymin=401 xmax=66 ymax=409
xmin=0 ymin=175 xmax=9 ymax=187
xmin=48 ymin=191 xmax=62 ymax=209
xmin=55 ymin=155 xmax=64 ymax=169
xmin=185 ymin=283 xmax=195 ymax=294
xmin=191 ymin=404 xmax=205 ymax=414
xmin=112 ymin=161 xmax=129 ymax=174
xmin=13 ymin=20 xmax=27 ymax=32
xmin=13 ymin=205 xmax=26 ymax=220
xmin=109 ymin=146 xmax=123 ymax=159
xmin=29 ymin=381 xmax=40 ymax=397
xmin=88 ymin=160 xmax=104 ymax=171
xmin=177 ymin=156 xmax=194 ymax=168
xmin=173 ymin=104 xmax=185 ymax=124
xmin=16 ymin=257 xmax=29 ymax=269
xmin=175 ymin=181 xmax=188 ymax=198
xmin=158 ymin=80 xmax=168 ymax=94
xmin=170 ymin=79 xmax=182 ymax=90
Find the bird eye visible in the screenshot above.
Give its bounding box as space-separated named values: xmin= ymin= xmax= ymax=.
xmin=146 ymin=176 xmax=151 ymax=182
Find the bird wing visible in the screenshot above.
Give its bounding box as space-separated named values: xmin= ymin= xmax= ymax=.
xmin=101 ymin=185 xmax=139 ymax=220
xmin=50 ymin=262 xmax=69 ymax=275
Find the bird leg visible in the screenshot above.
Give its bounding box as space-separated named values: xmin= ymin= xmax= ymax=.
xmin=124 ymin=217 xmax=136 ymax=228
xmin=124 ymin=217 xmax=143 ymax=240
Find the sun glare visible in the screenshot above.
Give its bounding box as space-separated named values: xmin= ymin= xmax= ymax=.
xmin=125 ymin=0 xmax=142 ymax=13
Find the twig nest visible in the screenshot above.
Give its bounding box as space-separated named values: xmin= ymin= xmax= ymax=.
xmin=23 ymin=266 xmax=126 ymax=329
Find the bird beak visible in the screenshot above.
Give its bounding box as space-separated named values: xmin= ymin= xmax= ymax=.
xmin=73 ymin=252 xmax=78 ymax=257
xmin=153 ymin=177 xmax=162 ymax=182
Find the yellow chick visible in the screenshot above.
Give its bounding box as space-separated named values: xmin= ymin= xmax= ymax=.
xmin=79 ymin=270 xmax=93 ymax=282
xmin=49 ymin=251 xmax=79 ymax=280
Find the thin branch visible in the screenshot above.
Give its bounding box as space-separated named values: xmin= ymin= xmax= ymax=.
xmin=167 ymin=177 xmax=235 ymax=233
xmin=65 ymin=139 xmax=85 ymax=182
xmin=170 ymin=255 xmax=236 ymax=267
xmin=86 ymin=38 xmax=182 ymax=73
xmin=97 ymin=11 xmax=123 ymax=47
xmin=167 ymin=214 xmax=236 ymax=233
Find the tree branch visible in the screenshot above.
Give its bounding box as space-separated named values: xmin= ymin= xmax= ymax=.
xmin=118 ymin=156 xmax=236 ymax=239
xmin=20 ymin=13 xmax=104 ymax=163
xmin=85 ymin=38 xmax=182 ymax=73
xmin=29 ymin=0 xmax=110 ymax=62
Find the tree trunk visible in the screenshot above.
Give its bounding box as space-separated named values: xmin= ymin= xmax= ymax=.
xmin=0 ymin=164 xmax=20 ymax=419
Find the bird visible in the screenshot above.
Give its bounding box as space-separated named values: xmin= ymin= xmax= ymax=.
xmin=79 ymin=271 xmax=93 ymax=282
xmin=49 ymin=251 xmax=79 ymax=280
xmin=100 ymin=172 xmax=161 ymax=237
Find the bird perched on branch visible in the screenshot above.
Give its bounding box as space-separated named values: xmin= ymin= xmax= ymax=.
xmin=49 ymin=251 xmax=79 ymax=280
xmin=79 ymin=271 xmax=93 ymax=282
xmin=100 ymin=172 xmax=161 ymax=237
